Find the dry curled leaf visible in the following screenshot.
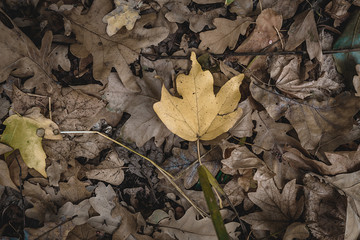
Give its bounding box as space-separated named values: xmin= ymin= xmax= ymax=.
xmin=241 ymin=179 xmax=304 ymax=234
xmin=154 ymin=52 xmax=244 ymax=141
xmin=285 ymin=10 xmax=322 ymax=61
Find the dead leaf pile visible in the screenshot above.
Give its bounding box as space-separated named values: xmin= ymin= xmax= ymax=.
xmin=1 ymin=0 xmax=360 ymax=239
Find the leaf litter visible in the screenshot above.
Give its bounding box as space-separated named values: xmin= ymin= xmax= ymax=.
xmin=0 ymin=0 xmax=360 ymax=239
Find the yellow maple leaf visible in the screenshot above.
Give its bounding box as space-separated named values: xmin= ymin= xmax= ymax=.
xmin=153 ymin=52 xmax=244 ymax=141
xmin=0 ymin=108 xmax=62 ymax=177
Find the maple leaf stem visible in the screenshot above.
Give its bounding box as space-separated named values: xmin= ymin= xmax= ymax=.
xmin=196 ymin=139 xmax=202 ymax=165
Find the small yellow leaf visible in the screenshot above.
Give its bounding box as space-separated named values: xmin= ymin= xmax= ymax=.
xmin=153 ymin=52 xmax=244 ymax=141
xmin=0 ymin=108 xmax=62 ymax=177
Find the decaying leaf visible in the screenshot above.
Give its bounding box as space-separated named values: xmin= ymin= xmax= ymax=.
xmin=103 ymin=72 xmax=172 ymax=147
xmin=269 ymin=55 xmax=340 ymax=99
xmin=102 ymin=0 xmax=141 ymax=36
xmin=233 ymin=8 xmax=282 ymax=65
xmin=154 ymin=52 xmax=244 ymax=141
xmin=158 ymin=207 xmax=240 ymax=240
xmin=164 ymin=1 xmax=225 ymax=33
xmin=285 ymin=10 xmax=322 ymax=61
xmin=255 ymin=0 xmax=304 ymax=19
xmin=241 ymin=179 xmax=304 ymax=233
xmin=0 ymin=9 xmax=58 ymax=89
xmin=112 ymin=201 xmax=154 ymax=240
xmin=199 ymin=16 xmax=252 ymax=54
xmin=58 ymin=199 xmax=91 ymax=225
xmin=88 ymin=182 xmax=121 ymax=233
xmin=59 ymin=176 xmax=91 ymax=203
xmin=65 ymin=0 xmax=169 ymax=91
xmin=229 ymin=98 xmax=254 ymax=138
xmin=0 ymin=160 xmax=17 ymax=189
xmin=0 ymin=108 xmax=62 ymax=177
xmin=325 ymin=170 xmax=360 ymax=240
xmin=251 ymin=110 xmax=297 ymax=154
xmin=86 ymin=150 xmax=125 ymax=185
xmin=250 ymin=82 xmax=360 ymax=153
xmin=303 ymin=174 xmax=346 ymax=239
xmin=283 ymin=222 xmax=310 ymax=240
xmin=162 ymin=142 xmax=222 ymax=189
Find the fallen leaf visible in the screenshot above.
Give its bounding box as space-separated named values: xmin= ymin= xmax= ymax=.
xmin=58 ymin=199 xmax=90 ymax=225
xmin=255 ymin=0 xmax=304 ymax=19
xmin=102 ymin=0 xmax=141 ymax=36
xmin=5 ymin=150 xmax=28 ymax=187
xmin=102 ymin=72 xmax=172 ymax=147
xmin=199 ymin=16 xmax=252 ymax=54
xmin=65 ymin=0 xmax=169 ymax=91
xmin=0 ymin=160 xmax=17 ymax=189
xmin=325 ymin=0 xmax=351 ymax=27
xmin=1 ymin=108 xmax=62 ymax=177
xmin=223 ymin=178 xmax=245 ymax=206
xmin=283 ymin=222 xmax=309 ymax=240
xmin=67 ymin=224 xmax=98 ymax=240
xmin=303 ymin=174 xmax=346 ymax=239
xmin=162 ymin=142 xmax=222 ymax=189
xmin=49 ymin=45 xmax=71 ymax=71
xmin=250 ymin=82 xmax=360 ymax=153
xmin=285 ymin=10 xmax=322 ymax=61
xmin=112 ymin=201 xmax=154 ymax=240
xmin=251 ymin=110 xmax=295 ymax=154
xmin=154 ymin=52 xmax=244 ymax=141
xmin=229 ymin=0 xmax=253 ymax=17
xmin=0 ymin=10 xmax=58 ymax=89
xmin=241 ymin=179 xmax=304 ymax=233
xmin=325 ymin=170 xmax=360 ymax=240
xmin=269 ymin=55 xmax=340 ymax=99
xmin=85 ymin=150 xmax=125 ymax=185
xmin=26 ymin=220 xmax=75 ymax=240
xmin=158 ymin=207 xmax=240 ymax=240
xmin=59 ymin=176 xmax=91 ymax=203
xmin=233 ymin=8 xmax=282 ymax=65
xmin=283 ymin=146 xmax=360 ymax=175
xmin=0 ymin=97 xmax=10 ymax=122
xmin=189 ymin=8 xmax=227 ymax=33
xmin=229 ymin=98 xmax=254 ymax=138
xmin=88 ymin=182 xmax=121 ymax=233
xmin=23 ymin=181 xmax=61 ymax=223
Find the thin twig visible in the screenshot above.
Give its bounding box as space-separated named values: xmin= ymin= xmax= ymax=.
xmin=141 ymin=47 xmax=360 ymax=61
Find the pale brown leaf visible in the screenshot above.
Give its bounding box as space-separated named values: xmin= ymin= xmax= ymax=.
xmin=241 ymin=179 xmax=304 ymax=233
xmin=102 ymin=72 xmax=172 ymax=147
xmin=234 ymin=9 xmax=282 ymax=65
xmin=285 ymin=10 xmax=322 ymax=61
xmin=199 ymin=16 xmax=252 ymax=54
